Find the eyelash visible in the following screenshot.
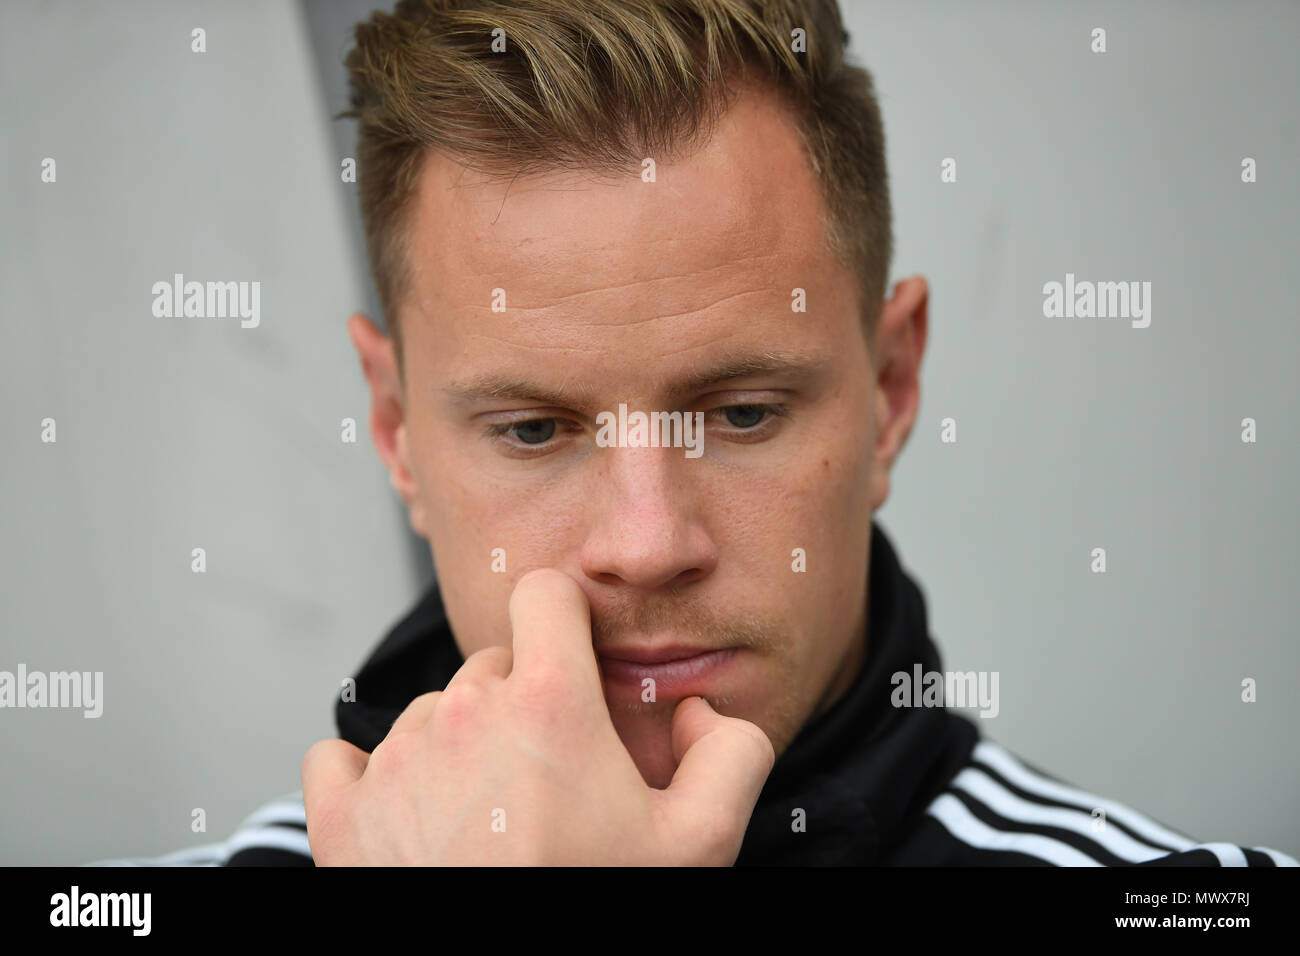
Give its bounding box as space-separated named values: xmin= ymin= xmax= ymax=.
xmin=483 ymin=404 xmax=791 ymax=454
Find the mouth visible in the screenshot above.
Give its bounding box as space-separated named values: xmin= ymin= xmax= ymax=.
xmin=597 ymin=646 xmax=739 ymax=694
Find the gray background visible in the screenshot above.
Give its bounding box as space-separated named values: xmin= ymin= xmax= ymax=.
xmin=0 ymin=0 xmax=1295 ymax=864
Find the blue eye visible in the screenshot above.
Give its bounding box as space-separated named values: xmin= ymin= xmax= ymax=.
xmin=723 ymin=405 xmax=767 ymax=428
xmin=511 ymin=419 xmax=556 ymax=444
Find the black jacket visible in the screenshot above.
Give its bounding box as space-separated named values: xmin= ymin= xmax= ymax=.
xmin=95 ymin=522 xmax=1296 ymax=867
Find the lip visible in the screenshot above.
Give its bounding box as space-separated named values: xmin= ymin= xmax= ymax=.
xmin=597 ymin=647 xmax=739 ymax=694
xmin=597 ymin=644 xmax=722 ymax=665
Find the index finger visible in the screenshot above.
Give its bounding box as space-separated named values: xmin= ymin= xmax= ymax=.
xmin=507 ymin=568 xmax=602 ymax=702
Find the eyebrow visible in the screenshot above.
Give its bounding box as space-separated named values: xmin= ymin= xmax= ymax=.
xmin=443 ymin=349 xmax=830 ymax=409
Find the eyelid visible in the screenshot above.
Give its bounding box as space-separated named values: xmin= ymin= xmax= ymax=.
xmin=482 ymin=399 xmax=791 ymax=456
xmin=484 ymin=414 xmax=578 ymax=436
xmin=485 ymin=403 xmax=789 ymax=430
xmin=706 ymin=402 xmax=790 ymax=419
xmin=704 ymin=403 xmax=791 ymax=442
xmin=483 ymin=414 xmax=581 ymax=456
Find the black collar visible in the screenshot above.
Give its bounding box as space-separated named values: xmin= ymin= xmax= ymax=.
xmin=336 ymin=520 xmax=976 ymax=865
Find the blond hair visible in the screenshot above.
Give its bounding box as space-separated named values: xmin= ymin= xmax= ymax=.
xmin=344 ymin=0 xmax=892 ymax=365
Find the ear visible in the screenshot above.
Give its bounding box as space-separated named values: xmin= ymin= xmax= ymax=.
xmin=868 ymin=276 xmax=929 ymax=512
xmin=346 ymin=313 xmax=428 ymax=538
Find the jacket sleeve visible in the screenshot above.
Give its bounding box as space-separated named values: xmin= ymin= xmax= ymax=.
xmin=1133 ymin=844 xmax=1297 ymax=866
xmin=83 ymin=792 xmax=313 ymax=867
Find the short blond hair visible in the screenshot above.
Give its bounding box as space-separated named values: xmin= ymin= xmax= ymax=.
xmin=344 ymin=0 xmax=892 ymax=365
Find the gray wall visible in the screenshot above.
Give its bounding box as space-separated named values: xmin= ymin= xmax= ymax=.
xmin=0 ymin=0 xmax=419 ymax=865
xmin=0 ymin=0 xmax=1294 ymax=864
xmin=854 ymin=0 xmax=1298 ymax=854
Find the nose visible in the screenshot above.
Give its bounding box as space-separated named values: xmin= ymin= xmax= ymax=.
xmin=578 ymin=445 xmax=718 ymax=591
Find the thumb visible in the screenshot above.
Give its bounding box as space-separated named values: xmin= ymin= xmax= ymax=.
xmin=663 ymin=697 xmax=775 ymax=846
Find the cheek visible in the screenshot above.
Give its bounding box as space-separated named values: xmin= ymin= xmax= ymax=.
xmin=428 ymin=530 xmax=519 ymax=663
xmin=416 ymin=422 xmax=592 ymax=654
xmin=762 ymin=407 xmax=875 ymax=648
xmin=415 ymin=413 xmax=538 ymax=548
xmin=405 ymin=417 xmax=511 ymax=652
xmin=785 ymin=408 xmax=875 ymax=538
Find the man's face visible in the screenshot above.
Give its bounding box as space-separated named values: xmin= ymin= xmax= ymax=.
xmin=353 ymin=85 xmax=924 ymax=789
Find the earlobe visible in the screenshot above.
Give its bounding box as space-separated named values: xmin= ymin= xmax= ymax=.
xmin=385 ymin=415 xmax=430 ymax=542
xmin=869 ymin=464 xmax=891 ymax=513
xmin=392 ymin=425 xmax=423 ymax=512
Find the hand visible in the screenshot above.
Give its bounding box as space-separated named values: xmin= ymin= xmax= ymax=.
xmin=301 ymin=568 xmax=775 ymax=865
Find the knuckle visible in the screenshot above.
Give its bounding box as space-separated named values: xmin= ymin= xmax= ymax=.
xmin=467 ymin=645 xmax=512 ymax=672
xmin=406 ymin=689 xmax=441 ymax=710
xmin=436 ymin=681 xmax=488 ymax=730
xmin=372 ymin=725 xmax=414 ymax=759
xmin=367 ymin=731 xmax=415 ymax=783
xmin=386 ymin=690 xmax=440 ymax=736
xmin=300 ymin=738 xmax=332 ymax=780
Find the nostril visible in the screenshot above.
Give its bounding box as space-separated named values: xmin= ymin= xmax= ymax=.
xmin=669 ymin=567 xmax=706 ymax=588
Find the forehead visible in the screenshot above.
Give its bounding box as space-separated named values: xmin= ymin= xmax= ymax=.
xmin=402 ymin=84 xmax=842 ymax=323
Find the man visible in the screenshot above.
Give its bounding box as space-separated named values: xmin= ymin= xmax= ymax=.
xmin=96 ymin=0 xmax=1293 ymax=866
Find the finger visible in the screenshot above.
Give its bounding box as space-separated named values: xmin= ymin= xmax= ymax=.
xmin=301 ymin=737 xmax=370 ymax=824
xmin=384 ymin=689 xmax=442 ymax=739
xmin=507 ymin=568 xmax=601 ymax=701
xmin=663 ymin=696 xmax=775 ymax=833
xmin=444 ymin=645 xmax=513 ymax=692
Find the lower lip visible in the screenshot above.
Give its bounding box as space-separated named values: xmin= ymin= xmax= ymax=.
xmin=598 ymin=648 xmax=739 ymax=694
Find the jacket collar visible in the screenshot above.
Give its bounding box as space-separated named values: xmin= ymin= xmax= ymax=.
xmin=336 ymin=520 xmax=976 ymax=865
